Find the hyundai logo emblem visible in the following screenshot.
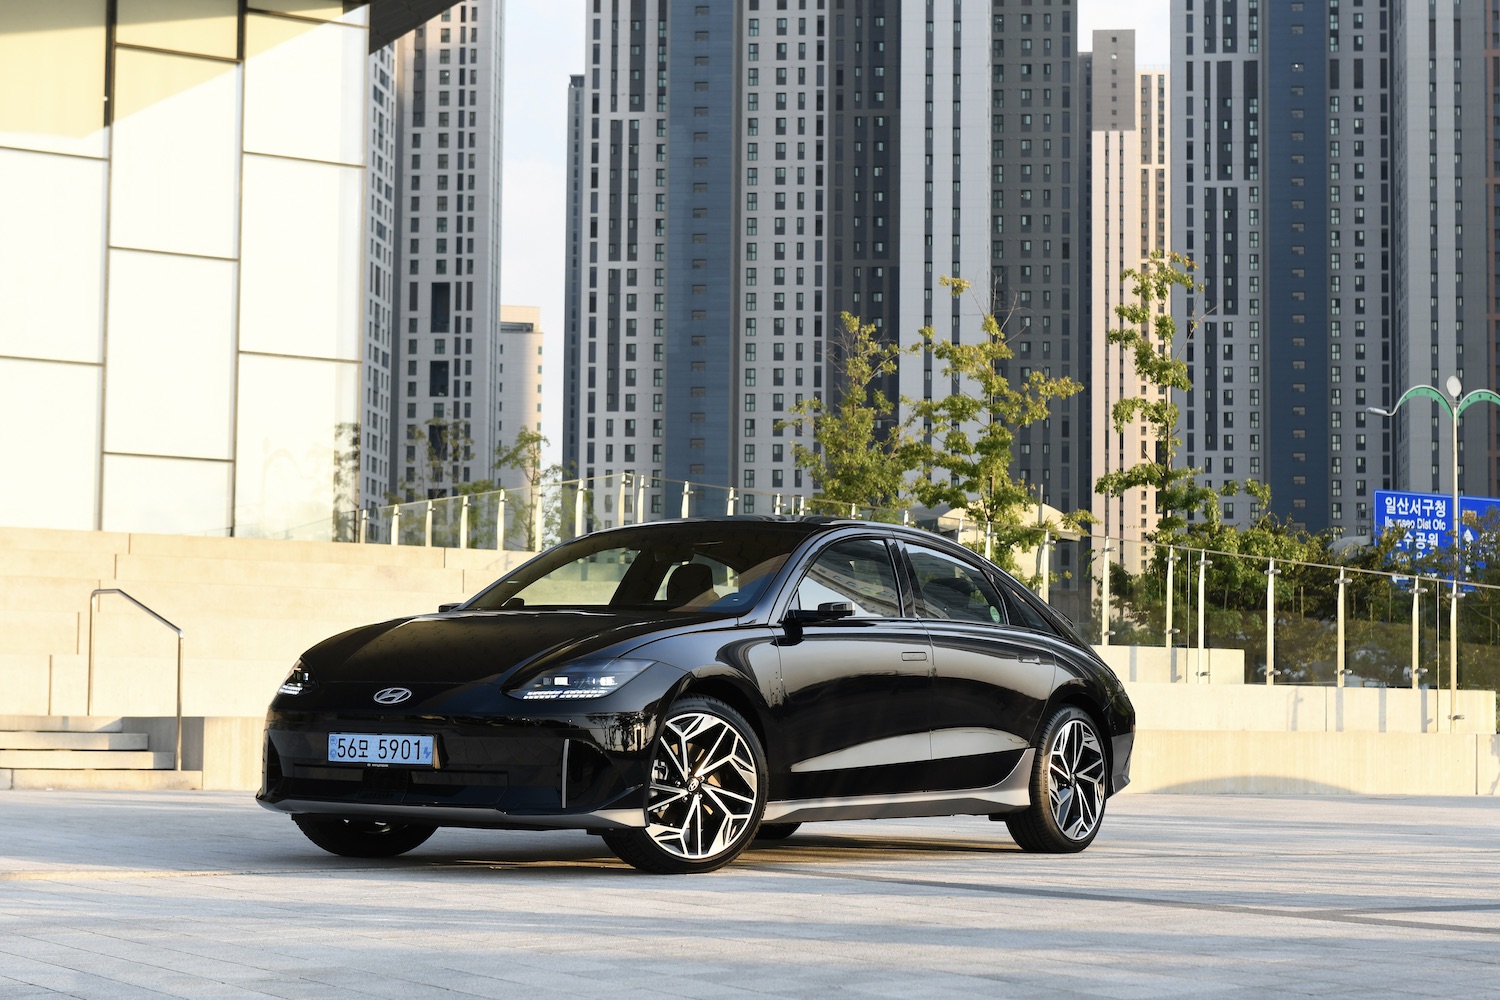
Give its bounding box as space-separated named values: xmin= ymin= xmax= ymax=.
xmin=373 ymin=687 xmax=413 ymax=705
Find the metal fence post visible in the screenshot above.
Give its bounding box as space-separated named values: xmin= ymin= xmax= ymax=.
xmin=1164 ymin=547 xmax=1175 ymax=655
xmin=497 ymin=489 xmax=507 ymax=549
xmin=1336 ymin=573 xmax=1350 ymax=688
xmin=1196 ymin=552 xmax=1212 ymax=683
xmin=574 ymin=480 xmax=586 ymax=539
xmin=1099 ymin=538 xmax=1112 ymax=647
xmin=1411 ymin=581 xmax=1424 ymax=730
xmin=1044 ymin=530 xmax=1056 ymax=602
xmin=531 ymin=484 xmax=542 ymax=551
xmin=1265 ymin=559 xmax=1279 ymax=685
xmin=389 ymin=506 xmax=400 ymax=545
xmin=459 ymin=495 xmax=470 ymax=549
xmin=680 ymin=481 xmax=692 ymax=519
xmin=424 ymin=500 xmax=434 ymax=547
xmin=358 ymin=508 xmax=368 ymax=544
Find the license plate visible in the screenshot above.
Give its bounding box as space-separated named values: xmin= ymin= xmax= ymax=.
xmin=328 ymin=733 xmax=435 ymax=766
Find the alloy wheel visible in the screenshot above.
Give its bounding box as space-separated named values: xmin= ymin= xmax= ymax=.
xmin=645 ymin=710 xmax=760 ymax=861
xmin=1046 ymin=717 xmax=1106 ymax=841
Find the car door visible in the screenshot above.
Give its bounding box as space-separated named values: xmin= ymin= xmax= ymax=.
xmin=903 ymin=541 xmax=1058 ymax=791
xmin=772 ymin=536 xmax=934 ymax=800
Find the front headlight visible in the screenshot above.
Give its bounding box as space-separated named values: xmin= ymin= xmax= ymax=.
xmin=277 ymin=659 xmax=315 ymax=696
xmin=509 ymin=658 xmax=654 ymax=700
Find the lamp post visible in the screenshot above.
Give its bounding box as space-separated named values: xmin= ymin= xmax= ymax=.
xmin=1369 ymin=377 xmax=1500 ymax=732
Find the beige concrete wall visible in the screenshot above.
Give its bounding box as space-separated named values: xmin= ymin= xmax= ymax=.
xmin=1124 ymin=682 xmax=1497 ymax=735
xmin=1126 ymin=731 xmax=1500 ymax=796
xmin=181 ymin=717 xmax=266 ymax=791
xmin=0 ymin=655 xmax=51 ymax=715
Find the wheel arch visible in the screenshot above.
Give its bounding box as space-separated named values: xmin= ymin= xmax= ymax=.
xmin=1042 ymin=687 xmax=1118 ymax=796
xmin=672 ymin=673 xmax=771 ymax=757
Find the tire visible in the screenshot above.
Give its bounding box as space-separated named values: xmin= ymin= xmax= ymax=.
xmin=603 ymin=695 xmax=768 ymax=874
xmin=755 ymin=822 xmax=801 ymax=841
xmin=292 ymin=816 xmax=437 ymax=858
xmin=1005 ymin=706 xmax=1108 ymax=854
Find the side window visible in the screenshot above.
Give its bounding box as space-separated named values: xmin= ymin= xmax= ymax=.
xmin=907 ymin=545 xmax=1008 ymax=624
xmin=993 ymin=573 xmax=1058 ymax=635
xmin=794 ymin=538 xmax=901 ymax=617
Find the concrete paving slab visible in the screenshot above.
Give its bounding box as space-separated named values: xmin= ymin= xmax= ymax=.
xmin=0 ymin=792 xmax=1497 ymax=998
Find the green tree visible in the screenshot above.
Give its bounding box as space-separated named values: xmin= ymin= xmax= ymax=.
xmin=491 ymin=426 xmax=554 ymax=549
xmin=494 ymin=425 xmax=548 ymax=488
xmin=1093 ymin=250 xmax=1222 ymax=539
xmin=778 ymin=312 xmax=919 ymax=516
xmin=909 ymin=276 xmax=1089 ymax=570
xmin=441 ymin=426 xmax=557 ymax=550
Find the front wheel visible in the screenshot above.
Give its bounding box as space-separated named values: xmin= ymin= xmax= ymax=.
xmin=603 ymin=695 xmax=767 ymax=874
xmin=1005 ymin=706 xmax=1108 ymax=853
xmin=292 ymin=816 xmax=436 ymax=858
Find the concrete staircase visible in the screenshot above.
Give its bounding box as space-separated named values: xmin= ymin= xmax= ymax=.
xmin=0 ymin=716 xmax=195 ymax=790
xmin=0 ymin=526 xmax=535 ymax=790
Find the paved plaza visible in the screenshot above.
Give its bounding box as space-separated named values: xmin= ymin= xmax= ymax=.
xmin=0 ymin=791 xmax=1496 ymax=999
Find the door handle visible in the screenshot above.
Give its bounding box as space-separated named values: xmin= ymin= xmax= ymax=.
xmin=1019 ymin=655 xmax=1042 ymax=664
xmin=901 ymin=650 xmax=928 ymax=662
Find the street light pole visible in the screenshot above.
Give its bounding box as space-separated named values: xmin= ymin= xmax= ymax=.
xmin=1369 ymin=377 xmax=1500 ymax=732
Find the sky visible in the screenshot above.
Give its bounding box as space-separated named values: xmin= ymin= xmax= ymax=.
xmin=499 ymin=0 xmax=1171 ymax=466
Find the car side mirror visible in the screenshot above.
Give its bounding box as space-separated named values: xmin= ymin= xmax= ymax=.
xmin=787 ymin=601 xmax=855 ymax=624
xmin=438 ymin=602 xmax=462 ymax=613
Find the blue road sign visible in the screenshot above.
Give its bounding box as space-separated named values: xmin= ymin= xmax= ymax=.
xmin=1375 ymin=490 xmax=1500 ymax=556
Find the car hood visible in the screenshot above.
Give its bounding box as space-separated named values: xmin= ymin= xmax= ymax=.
xmin=300 ymin=609 xmax=726 ymax=687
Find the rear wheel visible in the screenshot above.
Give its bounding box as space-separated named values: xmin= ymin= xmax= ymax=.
xmin=1005 ymin=706 xmax=1108 ymax=853
xmin=754 ymin=822 xmax=801 ymax=841
xmin=603 ymin=695 xmax=767 ymax=874
xmin=292 ymin=816 xmax=437 ymax=858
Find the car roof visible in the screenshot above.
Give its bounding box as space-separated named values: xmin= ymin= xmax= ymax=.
xmin=579 ymin=515 xmax=981 ymax=555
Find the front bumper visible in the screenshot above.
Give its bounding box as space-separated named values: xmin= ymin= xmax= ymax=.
xmin=257 ymin=711 xmax=653 ymax=830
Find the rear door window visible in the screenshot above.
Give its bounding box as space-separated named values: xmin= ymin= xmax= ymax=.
xmin=906 ymin=544 xmax=1008 ymax=625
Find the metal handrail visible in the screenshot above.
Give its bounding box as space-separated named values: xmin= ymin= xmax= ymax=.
xmin=88 ymin=589 xmax=185 ymax=772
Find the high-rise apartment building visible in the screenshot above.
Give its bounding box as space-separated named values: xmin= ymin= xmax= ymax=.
xmin=362 ymin=43 xmax=398 ymax=515
xmin=1172 ymin=0 xmax=1393 ymax=535
xmin=990 ymin=3 xmax=1087 ymax=544
xmin=1086 ymin=31 xmax=1171 ymax=561
xmin=564 ymin=73 xmax=587 ymax=476
xmin=566 ymin=1 xmax=1082 ymax=541
xmin=567 ymin=1 xmax=831 ymax=523
xmin=1390 ymin=2 xmax=1494 ymax=503
xmin=388 ymin=0 xmax=507 ymax=503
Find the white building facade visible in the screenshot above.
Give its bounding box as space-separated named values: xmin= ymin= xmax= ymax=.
xmin=0 ymin=1 xmax=446 ymax=538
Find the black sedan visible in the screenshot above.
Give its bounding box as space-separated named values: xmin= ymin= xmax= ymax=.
xmin=258 ymin=517 xmax=1134 ymax=873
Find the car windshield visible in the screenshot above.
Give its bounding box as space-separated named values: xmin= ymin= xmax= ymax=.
xmin=467 ymin=521 xmax=818 ymax=614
